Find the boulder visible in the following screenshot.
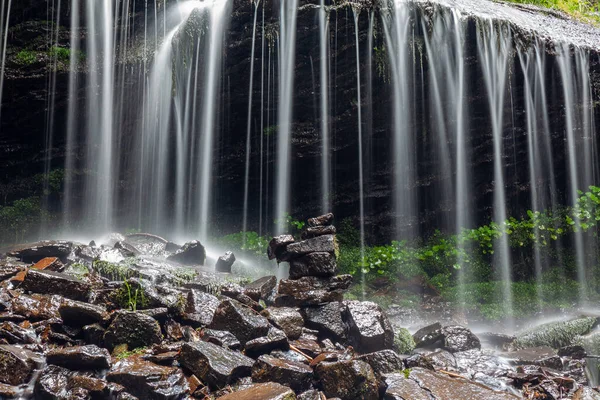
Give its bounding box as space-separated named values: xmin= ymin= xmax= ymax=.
xmin=413 ymin=322 xmax=443 ymax=348
xmin=503 ymin=346 xmax=563 ymax=370
xmin=357 ymin=349 xmax=404 ymax=375
xmin=8 ymin=240 xmax=74 ymax=263
xmin=252 ymin=354 xmax=313 ymax=391
xmin=384 ymin=373 xmax=431 ymax=400
xmin=262 ymin=307 xmax=304 ymax=340
xmin=315 ymin=360 xmax=379 ymax=400
xmin=267 ymin=235 xmax=295 ymax=261
xmin=559 ymin=344 xmax=587 ymax=359
xmin=0 ymin=345 xmax=43 ymax=386
xmin=0 ymin=321 xmax=37 ymax=344
xmin=83 ymin=323 xmax=106 ymax=347
xmin=514 ymin=317 xmax=597 ymax=349
xmin=344 ymin=300 xmax=394 ymax=353
xmin=107 ymin=357 xmax=189 ymax=400
xmin=209 ymin=299 xmax=270 ymax=345
xmin=183 ymin=290 xmax=220 ymax=327
xmin=103 ymin=311 xmax=163 ymax=351
xmin=422 ymin=350 xmax=458 ymax=371
xmin=20 ymin=269 xmax=91 ymax=301
xmin=0 ymin=383 xmax=19 ymax=398
xmin=202 ymin=329 xmax=242 ymax=350
xmin=301 ymin=225 xmax=337 ymax=239
xmin=46 ymin=345 xmax=111 ymax=370
xmin=179 ymin=341 xmax=254 ymax=389
xmin=216 ymin=382 xmax=296 ymax=400
xmin=285 ymin=235 xmax=336 ymax=258
xmin=276 ymin=275 xmax=352 ymax=307
xmin=245 ymin=276 xmax=278 ymax=301
xmin=167 ymin=240 xmax=206 ymax=266
xmin=114 ymin=241 xmax=141 ymax=257
xmin=59 ymin=298 xmax=109 ymax=326
xmin=297 ymin=390 xmax=325 ymax=400
xmin=245 ymin=327 xmax=289 ymax=357
xmin=302 ymin=302 xmax=346 ymax=341
xmin=307 ymin=213 xmax=334 ymax=227
xmin=31 ymin=257 xmax=64 ymax=272
xmin=221 ymin=283 xmax=264 ymax=312
xmin=288 ymin=252 xmax=337 ymax=280
xmin=35 ymin=365 xmax=77 ymax=399
xmin=215 ymin=251 xmax=236 ymax=273
xmin=10 ymin=293 xmax=62 ymax=320
xmin=440 ymin=325 xmax=481 ymax=353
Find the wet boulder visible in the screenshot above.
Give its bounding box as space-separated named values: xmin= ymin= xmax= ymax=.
xmin=83 ymin=323 xmax=106 ymax=347
xmin=215 ymin=251 xmax=236 ymax=273
xmin=307 ymin=213 xmax=334 ymax=227
xmin=384 ymin=373 xmax=431 ymax=400
xmin=0 ymin=321 xmax=37 ymax=344
xmin=315 ymin=359 xmax=379 ymax=400
xmin=20 ymin=269 xmax=91 ymax=301
xmin=0 ymin=345 xmax=43 ymax=386
xmin=31 ymin=257 xmax=64 ymax=272
xmin=221 ymin=283 xmax=264 ymax=312
xmin=46 ymin=345 xmax=111 ymax=370
xmin=344 ymin=300 xmax=394 ymax=353
xmin=262 ymin=307 xmax=304 ymax=340
xmin=285 ymin=235 xmax=336 ymax=258
xmin=302 ymin=302 xmax=346 ymax=341
xmin=10 ymin=293 xmax=62 ymax=320
xmin=245 ymin=327 xmax=289 ymax=357
xmin=179 ymin=341 xmax=254 ymax=389
xmin=202 ymin=329 xmax=242 ymax=350
xmin=440 ymin=325 xmax=481 ymax=353
xmin=245 ymin=276 xmax=278 ymax=302
xmin=413 ymin=322 xmax=443 ymax=348
xmin=59 ymin=298 xmax=109 ymax=326
xmin=514 ymin=317 xmax=597 ymax=349
xmin=167 ymin=240 xmax=206 ymax=266
xmin=288 ymin=252 xmax=337 ymax=280
xmin=114 ymin=241 xmax=141 ymax=257
xmin=209 ymin=299 xmax=270 ymax=345
xmin=503 ymin=346 xmax=563 ymax=370
xmin=301 ymin=225 xmax=337 ymax=239
xmin=252 ymin=354 xmax=313 ymax=391
xmin=357 ymin=349 xmax=404 ymax=375
xmin=103 ymin=311 xmax=163 ymax=351
xmin=217 ymin=382 xmax=296 ymax=400
xmin=107 ymin=357 xmax=189 ymax=400
xmin=276 ymin=275 xmax=352 ymax=307
xmin=267 ymin=235 xmax=295 ymax=261
xmin=8 ymin=240 xmax=74 ymax=263
xmin=35 ymin=365 xmax=77 ymax=399
xmin=183 ymin=289 xmax=220 ymax=327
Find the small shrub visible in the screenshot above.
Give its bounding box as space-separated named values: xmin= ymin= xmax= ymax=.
xmin=15 ymin=50 xmax=37 ymax=65
xmin=394 ymin=328 xmax=416 ymax=354
xmin=49 ymin=46 xmax=71 ymax=62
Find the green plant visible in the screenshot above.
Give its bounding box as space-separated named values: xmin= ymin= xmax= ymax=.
xmin=49 ymin=46 xmax=70 ymax=62
xmin=263 ymin=125 xmax=277 ymax=136
xmin=394 ymin=328 xmax=416 ymax=355
xmin=219 ymin=231 xmax=270 ymax=256
xmin=0 ymin=196 xmax=47 ymax=243
xmin=115 ymin=280 xmax=148 ymax=311
xmin=15 ymin=50 xmax=37 ymax=65
xmin=114 ymin=346 xmax=147 ymax=359
xmin=92 ymin=260 xmax=134 ymax=281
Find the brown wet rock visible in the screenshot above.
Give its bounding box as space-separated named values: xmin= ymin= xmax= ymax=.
xmin=423 ymin=350 xmax=458 ymax=371
xmin=167 ymin=240 xmax=206 ymax=266
xmin=183 ymin=289 xmax=220 ymax=328
xmin=107 ymin=357 xmax=188 ymax=400
xmin=252 ymin=354 xmax=313 ymax=391
xmin=262 ymin=307 xmax=304 ymax=340
xmin=10 ymin=293 xmax=62 ymax=320
xmin=32 ymin=257 xmax=64 ymax=272
xmin=142 ymin=351 xmax=179 ymax=365
xmin=408 ymin=367 xmax=519 ymax=399
xmin=288 ymin=252 xmax=337 ymax=280
xmin=314 ymin=359 xmax=379 ymax=400
xmin=290 ymin=337 xmax=322 ymax=358
xmin=301 ymin=225 xmax=337 ymax=240
xmin=301 ymin=302 xmax=346 ymax=341
xmin=0 ymin=321 xmax=37 ymax=344
xmin=0 ymin=383 xmax=19 ymax=398
xmin=179 ymin=341 xmax=254 ymax=389
xmin=221 ymin=283 xmax=264 ymax=312
xmin=245 ymin=327 xmax=289 ymax=357
xmin=47 ymin=344 xmax=111 ymax=370
xmin=103 ymin=311 xmax=163 ymax=351
xmin=7 ymin=241 xmax=75 ymax=263
xmin=21 ymin=269 xmax=91 ymax=301
xmin=439 ymin=325 xmax=481 ymax=353
xmin=267 ymin=235 xmax=295 ymax=261
xmin=245 ymin=276 xmax=277 ymax=302
xmin=307 ymin=213 xmax=334 ymax=227
xmin=217 ymin=382 xmax=296 ymax=400
xmin=68 ymin=375 xmax=109 ymax=397
xmin=0 ymin=344 xmax=43 ymax=385
xmin=384 ymin=372 xmax=431 ymax=400
xmin=285 ymin=235 xmax=336 ymax=258
xmin=344 ymin=300 xmax=394 ymax=353
xmin=34 ymin=365 xmax=75 ymax=399
xmin=202 ymin=328 xmax=242 ymax=350
xmin=209 ymin=299 xmax=270 ymax=346
xmin=59 ymin=298 xmax=109 ymax=326
xmin=0 ymin=264 xmax=24 ymax=282
xmin=358 ymin=349 xmax=404 ymax=375
xmin=413 ymin=322 xmax=443 ymax=348
xmin=276 ymin=275 xmax=352 ymax=307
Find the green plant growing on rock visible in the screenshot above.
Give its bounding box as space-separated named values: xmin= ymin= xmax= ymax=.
xmin=514 ymin=317 xmax=597 ymax=349
xmin=49 ymin=46 xmax=70 ymax=62
xmin=92 ymin=260 xmax=134 ymax=281
xmin=114 ymin=346 xmax=147 ymax=359
xmin=115 ymin=280 xmax=148 ymax=311
xmin=394 ymin=328 xmax=416 ymax=354
xmin=15 ymin=50 xmax=37 ymax=65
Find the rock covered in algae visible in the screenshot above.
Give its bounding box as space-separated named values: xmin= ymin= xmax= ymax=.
xmin=514 ymin=317 xmax=597 ymax=349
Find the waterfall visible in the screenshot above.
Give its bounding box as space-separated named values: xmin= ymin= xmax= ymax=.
xmin=319 ymin=0 xmax=331 ymax=213
xmin=0 ymin=0 xmax=11 ymax=121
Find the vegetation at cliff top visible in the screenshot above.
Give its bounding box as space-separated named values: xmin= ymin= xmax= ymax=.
xmin=503 ymin=0 xmax=600 ymax=24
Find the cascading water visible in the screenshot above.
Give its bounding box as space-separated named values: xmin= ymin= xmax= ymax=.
xmin=0 ymin=0 xmax=11 ymax=120
xmin=319 ymin=0 xmax=331 ymax=213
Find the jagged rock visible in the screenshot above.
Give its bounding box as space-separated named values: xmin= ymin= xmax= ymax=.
xmin=217 ymin=382 xmax=296 ymax=400
xmin=559 ymin=344 xmax=587 ymax=359
xmin=107 ymin=357 xmax=189 ymax=400
xmin=104 ymin=311 xmax=163 ymax=351
xmin=479 ymin=332 xmax=516 ymax=349
xmin=384 ymin=373 xmax=431 ymax=400
xmin=0 ymin=345 xmax=43 ymax=385
xmin=289 ymin=252 xmax=337 ymax=280
xmin=252 ymin=354 xmax=313 ymax=391
xmin=216 ymin=251 xmax=236 ymax=273
xmin=357 ymin=349 xmax=404 ymax=375
xmin=32 ymin=257 xmax=64 ymax=272
xmin=35 ymin=365 xmax=77 ymax=399
xmin=10 ymin=293 xmax=62 ymax=320
xmin=83 ymin=323 xmax=106 ymax=347
xmin=179 ymin=341 xmax=254 ymax=389
xmin=209 ymin=299 xmax=270 ymax=345
xmin=267 ymin=235 xmax=295 ymax=260
xmin=286 ymin=235 xmax=336 ymax=258
xmin=276 ymin=275 xmax=352 ymax=307
xmin=20 ymin=269 xmax=91 ymax=301
xmin=302 ymin=302 xmax=346 ymax=341
xmin=297 ymin=390 xmax=325 ymax=400
xmin=413 ymin=322 xmax=443 ymax=348
xmin=440 ymin=325 xmax=481 ymax=353
xmin=262 ymin=307 xmax=304 ymax=340
xmin=221 ymin=283 xmax=264 ymax=312
xmin=301 ymin=225 xmax=337 ymax=239
xmin=0 ymin=264 xmax=24 ymax=282
xmin=0 ymin=321 xmax=37 ymax=344
xmin=423 ymin=350 xmax=458 ymax=371
xmin=202 ymin=329 xmax=242 ymax=350
xmin=514 ymin=317 xmax=597 ymax=349
xmin=504 ymin=346 xmax=563 ymax=370
xmin=47 ymin=345 xmax=111 ymax=370
xmin=114 ymin=241 xmax=141 ymax=257
xmin=167 ymin=240 xmax=206 ymax=266
xmin=183 ymin=290 xmax=220 ymax=327
xmin=69 ymin=375 xmax=110 ymax=398
xmin=307 ymin=213 xmax=334 ymax=227
xmin=8 ymin=241 xmax=74 ymax=263
xmin=315 ymin=359 xmax=379 ymax=400
xmin=245 ymin=276 xmax=277 ymax=301
xmin=344 ymin=300 xmax=394 ymax=353
xmin=0 ymin=383 xmax=19 ymax=398
xmin=245 ymin=327 xmax=289 ymax=357
xmin=59 ymin=298 xmax=109 ymax=326
xmin=139 ymin=308 xmax=169 ymax=321
xmin=290 ymin=337 xmax=322 ymax=358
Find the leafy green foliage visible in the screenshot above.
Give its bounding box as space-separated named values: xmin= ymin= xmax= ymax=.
xmin=219 ymin=231 xmax=270 ymax=256
xmin=0 ymin=197 xmax=47 ymax=243
xmin=394 ymin=328 xmax=416 ymax=354
xmin=114 ymin=346 xmax=147 ymax=359
xmin=15 ymin=50 xmax=37 ymax=65
xmin=49 ymin=46 xmax=70 ymax=62
xmin=503 ymin=0 xmax=600 ymax=25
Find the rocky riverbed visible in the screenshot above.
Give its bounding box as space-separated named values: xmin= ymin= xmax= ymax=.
xmin=0 ymin=214 xmax=599 ymax=399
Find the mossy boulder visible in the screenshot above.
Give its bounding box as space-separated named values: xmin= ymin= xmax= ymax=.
xmin=395 ymin=327 xmax=416 ymax=354
xmin=514 ymin=317 xmax=597 ymax=349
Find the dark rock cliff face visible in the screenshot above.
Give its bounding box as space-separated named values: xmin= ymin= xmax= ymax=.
xmin=1 ymin=0 xmax=600 ymax=242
